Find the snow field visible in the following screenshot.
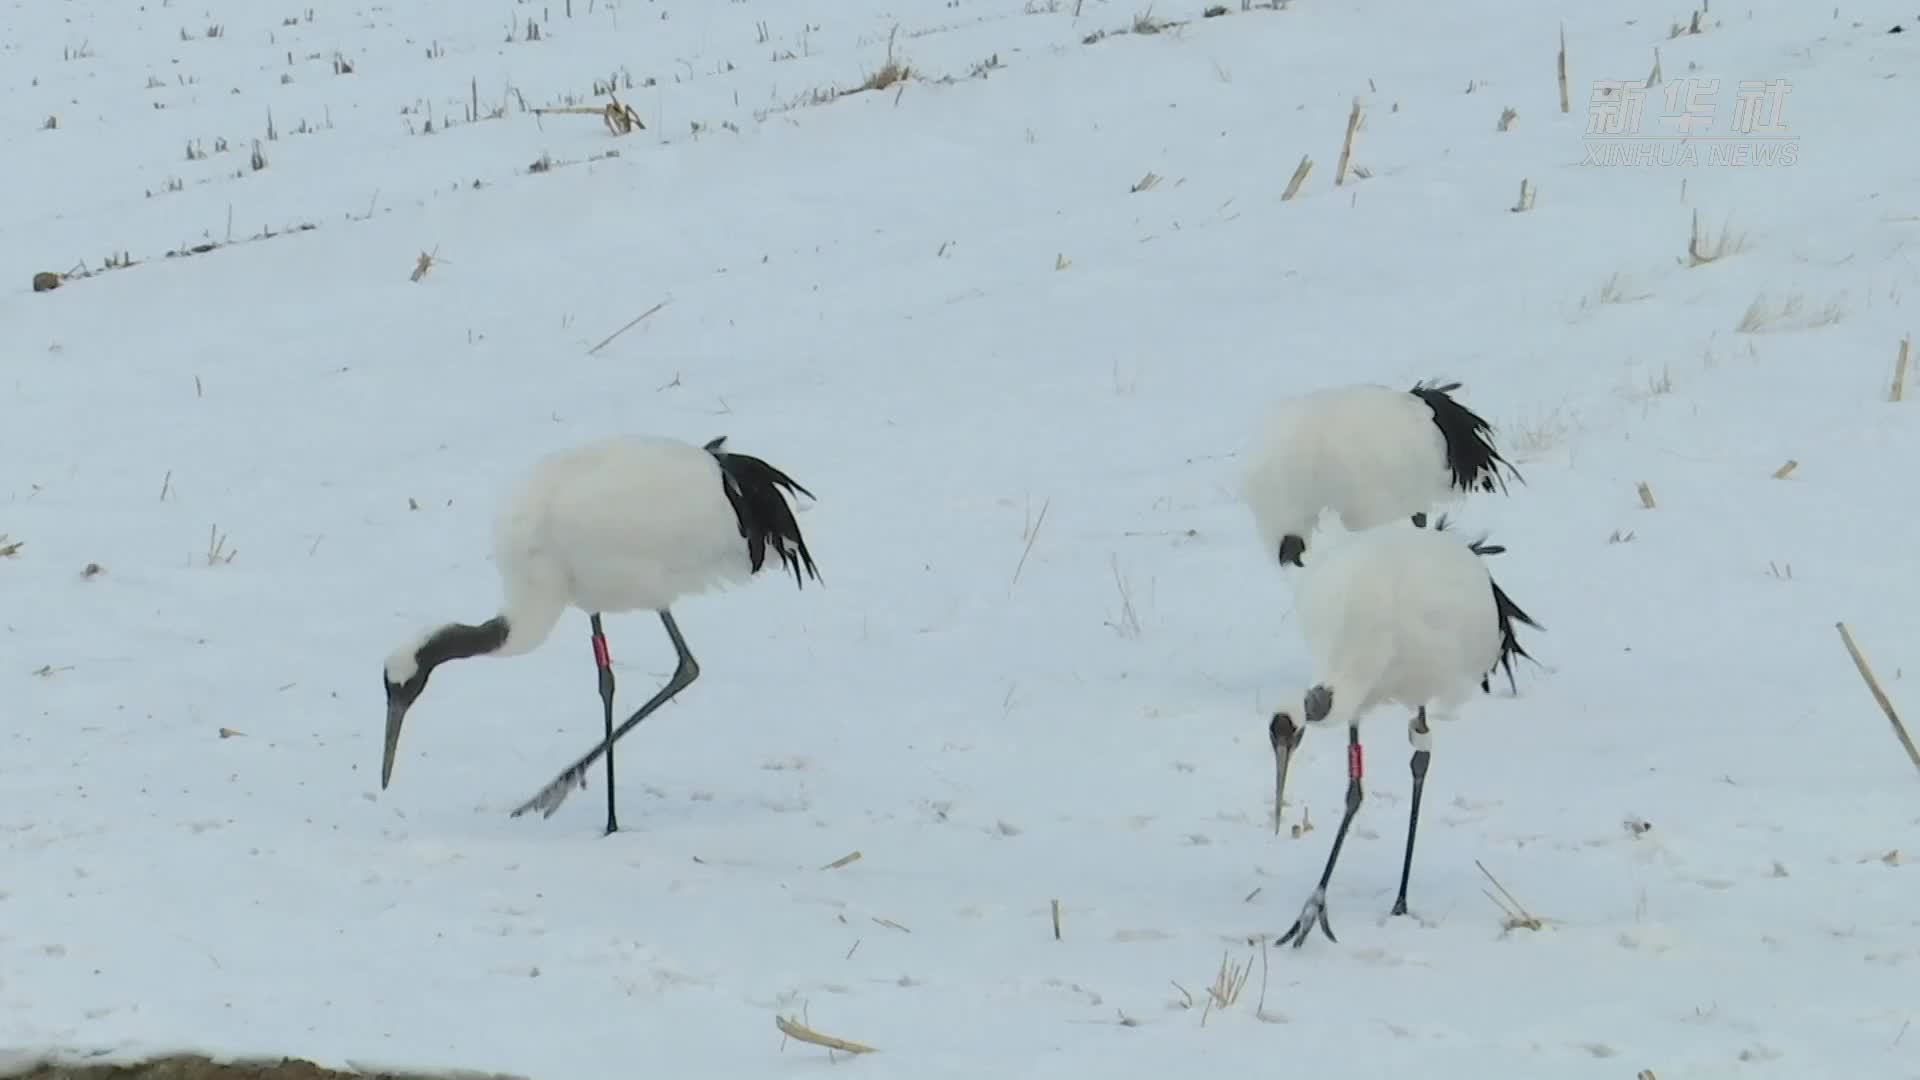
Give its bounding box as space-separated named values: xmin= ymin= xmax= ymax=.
xmin=4 ymin=1 xmax=1919 ymax=1077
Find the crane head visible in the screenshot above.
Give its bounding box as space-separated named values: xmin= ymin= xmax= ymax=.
xmin=381 ymin=648 xmax=433 ymax=790
xmin=1267 ymin=710 xmax=1306 ymax=835
xmin=378 ymin=617 xmax=512 ymax=791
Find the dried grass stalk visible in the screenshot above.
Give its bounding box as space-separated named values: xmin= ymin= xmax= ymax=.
xmin=1335 ymin=100 xmax=1361 ymax=186
xmin=1556 ymin=24 xmax=1570 ymax=113
xmin=1476 ymin=858 xmax=1543 ymax=932
xmin=776 ymin=1014 xmax=878 ymax=1054
xmin=1011 ymin=497 xmax=1051 ymax=591
xmin=1834 ymin=622 xmax=1920 ymax=777
xmin=603 ymin=96 xmax=643 ymax=135
xmin=1281 ymin=155 xmax=1312 ymax=200
xmin=820 ymin=850 xmax=863 ymax=871
xmin=409 ymin=248 xmax=438 ymax=282
xmin=586 ymin=299 xmax=670 ymax=356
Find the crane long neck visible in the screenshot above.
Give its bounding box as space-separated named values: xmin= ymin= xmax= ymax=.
xmin=490 ymin=569 xmax=569 ymax=658
xmin=1311 ymin=654 xmax=1385 ymax=730
xmin=413 ymin=578 xmax=564 ymax=674
xmin=416 ymin=616 xmax=512 ymax=670
xmin=409 ymin=558 xmax=570 ymax=681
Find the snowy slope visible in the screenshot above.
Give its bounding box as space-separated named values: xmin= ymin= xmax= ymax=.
xmin=5 ymin=0 xmax=1919 ymax=1077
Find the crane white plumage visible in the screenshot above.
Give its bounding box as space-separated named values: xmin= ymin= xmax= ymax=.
xmin=1242 ymin=380 xmax=1520 ymax=571
xmin=380 ymin=433 xmax=820 ymax=835
xmin=1265 ymin=516 xmax=1540 ymax=947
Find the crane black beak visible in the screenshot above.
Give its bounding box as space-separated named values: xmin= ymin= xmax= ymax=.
xmin=382 ymin=701 xmax=407 ymax=790
xmin=1277 ymin=534 xmax=1306 ymax=568
xmin=1269 ymin=712 xmax=1304 ymax=834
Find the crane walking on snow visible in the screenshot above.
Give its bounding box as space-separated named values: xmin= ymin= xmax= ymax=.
xmin=380 ymin=434 xmax=821 ymax=836
xmin=1265 ymin=517 xmax=1540 ymax=947
xmin=1242 ymin=380 xmax=1520 ymax=570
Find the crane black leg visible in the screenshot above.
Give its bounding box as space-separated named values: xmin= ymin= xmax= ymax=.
xmin=590 ymin=614 xmax=619 ymax=837
xmin=511 ymin=609 xmax=703 ymax=825
xmin=1390 ymin=708 xmax=1432 ymax=916
xmin=1279 ymin=725 xmax=1365 ymax=949
xmin=1411 ymin=512 xmax=1428 ymax=528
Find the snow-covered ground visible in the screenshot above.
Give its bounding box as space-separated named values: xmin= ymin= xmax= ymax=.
xmin=5 ymin=0 xmax=1919 ymax=1076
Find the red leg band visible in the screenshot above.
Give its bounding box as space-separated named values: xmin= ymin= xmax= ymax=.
xmin=592 ymin=634 xmax=611 ymax=669
xmin=1348 ymin=741 xmax=1364 ymax=781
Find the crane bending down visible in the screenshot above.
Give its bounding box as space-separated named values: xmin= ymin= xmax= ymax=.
xmin=380 ymin=434 xmax=820 ymax=835
xmin=1265 ymin=517 xmax=1540 ymax=947
xmin=1242 ymin=380 xmax=1519 ymax=571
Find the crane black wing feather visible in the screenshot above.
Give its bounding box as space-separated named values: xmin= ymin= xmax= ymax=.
xmin=706 ymin=437 xmax=821 ymax=589
xmin=1442 ymin=517 xmax=1543 ymax=695
xmin=1408 ymin=380 xmax=1521 ymax=496
xmin=1483 ymin=577 xmax=1541 ymax=695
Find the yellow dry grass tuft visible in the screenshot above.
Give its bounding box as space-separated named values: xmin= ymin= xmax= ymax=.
xmin=1734 ymin=293 xmax=1845 ymax=334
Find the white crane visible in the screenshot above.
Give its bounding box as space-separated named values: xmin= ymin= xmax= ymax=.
xmin=379 ymin=433 xmax=821 ymax=836
xmin=1242 ymin=380 xmax=1520 ymax=570
xmin=1264 ymin=516 xmax=1540 ymax=947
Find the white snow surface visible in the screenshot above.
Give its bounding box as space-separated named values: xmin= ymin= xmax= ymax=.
xmin=5 ymin=0 xmax=1919 ymax=1077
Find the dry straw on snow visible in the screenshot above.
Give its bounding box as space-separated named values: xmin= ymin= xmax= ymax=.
xmin=1555 ymin=24 xmax=1570 ymax=113
xmin=1280 ymin=155 xmax=1312 ymax=200
xmin=1335 ymin=99 xmax=1361 ymax=186
xmin=775 ymin=1014 xmax=878 ymax=1056
xmin=1834 ymin=622 xmax=1920 ymax=777
xmin=1477 ymin=858 xmax=1544 ymax=933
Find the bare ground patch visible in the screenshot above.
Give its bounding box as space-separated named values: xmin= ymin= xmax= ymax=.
xmin=3 ymin=1055 xmax=522 ymax=1080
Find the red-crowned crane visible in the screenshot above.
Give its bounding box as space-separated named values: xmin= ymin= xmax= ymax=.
xmin=1241 ymin=380 xmax=1520 ymax=571
xmin=1265 ymin=516 xmax=1540 ymax=947
xmin=379 ymin=434 xmax=820 ymax=836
